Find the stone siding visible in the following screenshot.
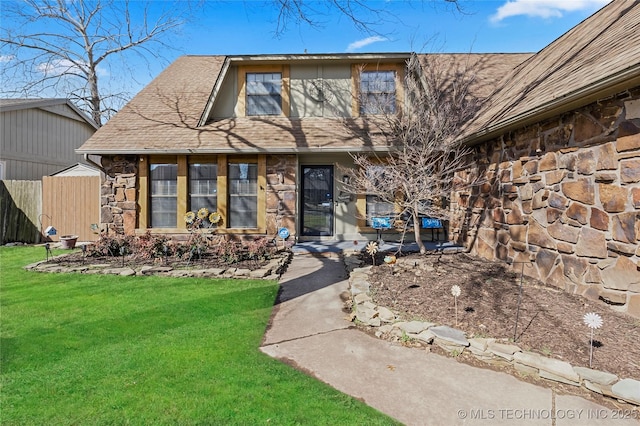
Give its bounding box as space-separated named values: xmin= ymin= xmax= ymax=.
xmin=98 ymin=155 xmax=298 ymax=239
xmin=100 ymin=155 xmax=138 ymax=235
xmin=266 ymin=155 xmax=298 ymax=238
xmin=451 ymin=88 xmax=640 ymax=318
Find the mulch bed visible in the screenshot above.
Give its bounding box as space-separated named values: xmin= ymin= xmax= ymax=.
xmin=362 ymin=251 xmax=640 ymax=382
xmin=51 ymin=251 xmax=276 ymax=272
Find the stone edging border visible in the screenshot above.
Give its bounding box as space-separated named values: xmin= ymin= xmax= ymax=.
xmin=343 ymin=253 xmax=640 ymax=407
xmin=24 ymin=251 xmax=292 ymax=280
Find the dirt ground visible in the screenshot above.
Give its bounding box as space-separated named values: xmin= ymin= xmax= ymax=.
xmin=362 ymin=251 xmax=639 ymax=382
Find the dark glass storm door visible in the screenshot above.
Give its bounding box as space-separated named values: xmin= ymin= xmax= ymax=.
xmin=301 ymin=165 xmax=334 ymax=236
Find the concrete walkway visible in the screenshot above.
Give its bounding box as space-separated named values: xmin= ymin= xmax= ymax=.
xmin=261 ymin=253 xmax=638 ymax=425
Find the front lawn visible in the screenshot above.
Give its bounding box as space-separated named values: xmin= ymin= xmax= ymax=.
xmin=1 ymin=246 xmax=397 ymax=425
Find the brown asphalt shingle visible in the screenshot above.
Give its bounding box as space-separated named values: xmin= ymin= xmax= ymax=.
xmin=78 ymin=1 xmax=639 ymax=155
xmin=461 ymin=0 xmax=640 ymax=142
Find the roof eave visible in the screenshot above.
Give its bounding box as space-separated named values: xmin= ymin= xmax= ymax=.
xmin=198 ymin=56 xmax=230 ymax=127
xmin=463 ymin=63 xmax=640 ymax=146
xmin=76 ymin=146 xmax=393 ymax=156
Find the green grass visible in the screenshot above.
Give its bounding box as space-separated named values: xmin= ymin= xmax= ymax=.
xmin=1 ymin=246 xmax=398 ymax=425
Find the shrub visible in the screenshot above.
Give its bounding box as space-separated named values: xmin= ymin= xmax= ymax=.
xmin=88 ymin=234 xmax=134 ymax=257
xmin=131 ymin=232 xmax=171 ymax=260
xmin=246 ymin=237 xmax=274 ymax=262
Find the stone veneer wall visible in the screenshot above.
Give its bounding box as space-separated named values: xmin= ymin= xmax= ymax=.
xmin=100 ymin=155 xmax=138 ymax=235
xmin=451 ymin=88 xmax=640 ymax=318
xmin=98 ymin=154 xmax=298 ymax=239
xmin=265 ymin=155 xmax=297 ymax=238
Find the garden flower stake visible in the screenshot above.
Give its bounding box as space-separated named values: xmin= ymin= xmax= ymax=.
xmin=583 ymin=312 xmax=603 ymax=368
xmin=451 ymin=285 xmax=461 ymax=326
xmin=365 ymin=241 xmax=378 ymax=266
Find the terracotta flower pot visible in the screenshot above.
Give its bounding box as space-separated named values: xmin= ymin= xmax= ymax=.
xmin=60 ymin=235 xmax=78 ymax=249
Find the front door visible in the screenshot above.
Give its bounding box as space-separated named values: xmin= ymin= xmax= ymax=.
xmin=301 ymin=165 xmax=334 ymax=236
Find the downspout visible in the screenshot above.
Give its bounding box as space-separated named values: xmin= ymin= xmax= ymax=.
xmin=84 ymin=153 xmax=105 ymax=173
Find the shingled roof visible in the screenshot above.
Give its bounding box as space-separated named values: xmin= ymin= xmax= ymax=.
xmin=76 ymin=52 xmax=529 ymax=155
xmin=77 ymin=1 xmax=639 ymax=156
xmin=461 ymin=0 xmax=640 ymax=144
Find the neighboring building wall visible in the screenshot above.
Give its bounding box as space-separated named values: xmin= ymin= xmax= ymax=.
xmin=451 ymin=88 xmax=640 ymax=318
xmin=0 ymin=104 xmax=95 ymax=180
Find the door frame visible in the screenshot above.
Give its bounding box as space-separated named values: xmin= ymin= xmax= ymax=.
xmin=299 ymin=164 xmax=335 ymax=238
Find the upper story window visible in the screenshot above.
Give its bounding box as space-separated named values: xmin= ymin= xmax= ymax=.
xmin=246 ymin=72 xmax=282 ymax=116
xmin=360 ymin=70 xmax=396 ymax=115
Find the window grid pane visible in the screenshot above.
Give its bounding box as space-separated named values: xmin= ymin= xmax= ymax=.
xmin=229 ymin=163 xmax=258 ymax=228
xmin=189 ymin=163 xmax=218 ymax=227
xmin=366 ymin=194 xmax=395 ymax=227
xmin=150 ymin=163 xmax=177 ymax=228
xmin=360 ymin=70 xmax=396 ymax=115
xmin=247 ymin=72 xmax=282 ymax=116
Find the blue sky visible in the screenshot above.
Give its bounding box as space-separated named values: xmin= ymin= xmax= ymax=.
xmin=0 ymin=0 xmax=613 ymax=110
xmin=182 ymin=0 xmax=611 ymax=55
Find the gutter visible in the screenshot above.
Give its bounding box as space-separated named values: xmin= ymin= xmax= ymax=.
xmin=84 ymin=153 xmax=105 ymax=173
xmin=462 ymin=63 xmax=640 ymax=146
xmin=77 ymin=146 xmax=394 ymax=156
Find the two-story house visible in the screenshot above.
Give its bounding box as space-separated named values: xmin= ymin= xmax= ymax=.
xmin=77 ymin=52 xmax=526 ymax=240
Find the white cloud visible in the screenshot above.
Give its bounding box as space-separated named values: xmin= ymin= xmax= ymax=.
xmin=0 ymin=55 xmax=16 ymax=63
xmin=36 ymin=58 xmax=108 ymax=77
xmin=37 ymin=59 xmax=84 ymax=76
xmin=346 ymin=36 xmax=387 ymax=52
xmin=490 ymin=0 xmax=610 ymax=23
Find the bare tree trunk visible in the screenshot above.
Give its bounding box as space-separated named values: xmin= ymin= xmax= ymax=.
xmin=413 ymin=207 xmax=426 ymax=254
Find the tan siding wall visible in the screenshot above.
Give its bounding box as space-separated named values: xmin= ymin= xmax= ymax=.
xmin=0 ymin=105 xmax=95 ymax=180
xmin=42 ymin=176 xmax=100 ymax=242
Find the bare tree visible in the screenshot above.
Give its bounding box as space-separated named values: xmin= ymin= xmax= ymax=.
xmin=343 ymin=53 xmax=481 ymax=254
xmin=272 ymin=0 xmax=462 ymax=36
xmin=0 ymin=0 xmax=188 ymax=126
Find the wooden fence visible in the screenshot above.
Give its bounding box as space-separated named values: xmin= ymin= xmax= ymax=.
xmin=42 ymin=176 xmax=100 ymax=242
xmin=0 ymin=180 xmax=42 ymax=244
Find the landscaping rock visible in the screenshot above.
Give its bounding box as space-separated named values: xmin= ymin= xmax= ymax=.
xmin=234 ymin=268 xmax=251 ymax=277
xmin=249 ymin=269 xmax=271 ymax=278
xmin=513 ymin=351 xmax=580 ymax=384
xmin=539 ymin=370 xmax=580 ymax=386
xmin=415 ymin=329 xmax=435 ymax=344
xmin=487 ymin=341 xmax=522 ymax=361
xmin=353 ymin=293 xmax=372 ymax=304
xmin=395 ymin=321 xmax=434 ymax=334
xmin=168 ymin=270 xmax=192 ymax=277
xmin=140 ymin=266 xmax=173 ymax=274
xmin=350 ymin=277 xmax=370 ymax=295
xmin=583 ymin=381 xmax=616 ymax=397
xmin=429 ymin=325 xmax=469 ymax=347
xmin=573 ymin=367 xmax=618 ymax=386
xmin=102 ymin=267 xmax=136 ymax=276
xmin=611 ymin=379 xmax=640 ymax=405
xmin=376 ymin=306 xmax=395 ymax=323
